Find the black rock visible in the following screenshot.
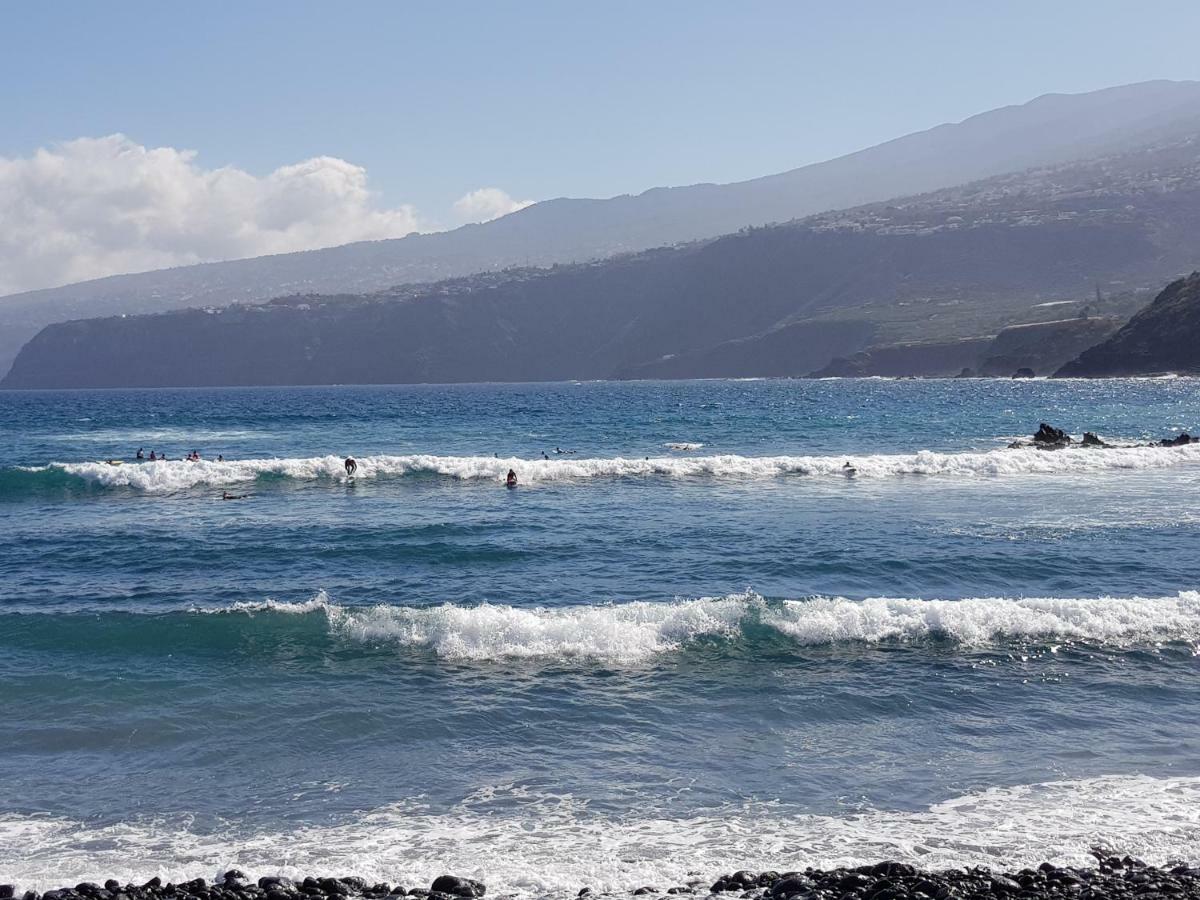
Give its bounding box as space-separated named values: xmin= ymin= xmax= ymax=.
xmin=578 ymin=891 xmax=592 ymax=898
xmin=1081 ymin=432 xmax=1106 ymax=447
xmin=0 ymin=888 xmax=14 ymax=900
xmin=143 ymin=881 xmax=162 ymax=891
xmin=103 ymin=885 xmax=120 ymax=895
xmin=22 ymin=892 xmax=39 ymax=900
xmin=769 ymin=877 xmax=813 ymax=898
xmin=1032 ymin=423 xmax=1072 ymax=447
xmin=633 ymin=890 xmax=658 ymax=896
xmin=428 ymin=880 xmax=483 ymax=900
xmin=990 ymin=876 xmax=1022 ymax=894
xmin=1012 ymin=368 xmax=1036 ymax=379
xmin=1161 ymin=433 xmax=1194 ymax=446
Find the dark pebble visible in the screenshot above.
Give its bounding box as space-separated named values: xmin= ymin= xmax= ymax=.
xmin=428 ymin=880 xmax=483 ymax=900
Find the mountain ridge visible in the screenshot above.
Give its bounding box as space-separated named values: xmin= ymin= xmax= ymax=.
xmin=7 ymin=127 xmax=1200 ymax=389
xmin=4 ymin=79 xmax=1200 ymax=377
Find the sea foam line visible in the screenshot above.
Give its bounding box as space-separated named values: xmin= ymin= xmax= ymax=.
xmin=1 ymin=774 xmax=1198 ymax=894
xmin=19 ymin=442 xmax=1200 ymax=492
xmin=208 ymin=590 xmax=1200 ymax=661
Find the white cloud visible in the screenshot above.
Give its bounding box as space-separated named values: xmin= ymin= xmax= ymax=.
xmin=452 ymin=187 xmax=534 ymax=224
xmin=0 ymin=135 xmax=429 ymax=296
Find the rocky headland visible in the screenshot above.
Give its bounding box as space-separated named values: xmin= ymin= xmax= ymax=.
xmin=1055 ymin=272 xmax=1200 ymax=377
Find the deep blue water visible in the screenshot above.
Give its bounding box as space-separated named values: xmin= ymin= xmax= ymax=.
xmin=1 ymin=379 xmax=1199 ymax=892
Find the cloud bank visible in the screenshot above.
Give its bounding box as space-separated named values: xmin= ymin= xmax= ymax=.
xmin=0 ymin=135 xmax=535 ymax=297
xmin=453 ymin=187 xmax=535 ymax=224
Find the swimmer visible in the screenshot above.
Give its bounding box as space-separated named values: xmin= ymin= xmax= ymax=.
xmin=136 ymin=448 xmax=144 ymax=460
xmin=344 ymin=457 xmax=357 ymax=476
xmin=506 ymin=469 xmax=518 ymax=488
xmin=148 ymin=450 xmax=157 ymax=461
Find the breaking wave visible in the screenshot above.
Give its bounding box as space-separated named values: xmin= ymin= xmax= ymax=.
xmin=0 ymin=590 xmax=1149 ymax=662
xmin=7 ymin=441 xmax=1200 ymax=494
xmin=2 ymin=774 xmax=1198 ymax=894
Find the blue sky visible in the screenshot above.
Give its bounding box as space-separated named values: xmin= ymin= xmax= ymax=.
xmin=6 ymin=0 xmax=1200 ymax=212
xmin=2 ymin=1 xmax=1200 ymax=295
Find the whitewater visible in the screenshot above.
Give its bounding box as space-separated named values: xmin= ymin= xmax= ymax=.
xmin=185 ymin=590 xmax=1200 ymax=661
xmin=16 ymin=440 xmax=1200 ymax=493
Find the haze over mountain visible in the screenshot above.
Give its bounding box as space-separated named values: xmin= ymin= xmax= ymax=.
xmin=9 ymin=121 xmax=1200 ymax=389
xmin=4 ymin=79 xmax=1200 ymax=379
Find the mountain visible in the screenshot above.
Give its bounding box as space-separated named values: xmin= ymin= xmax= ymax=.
xmin=1055 ymin=273 xmax=1200 ymax=376
xmin=4 ymin=79 xmax=1200 ymax=377
xmin=8 ymin=127 xmax=1200 ymax=390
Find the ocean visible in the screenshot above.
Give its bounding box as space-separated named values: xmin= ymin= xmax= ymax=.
xmin=1 ymin=378 xmax=1199 ymax=894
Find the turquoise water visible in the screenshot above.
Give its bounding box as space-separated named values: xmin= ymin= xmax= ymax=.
xmin=1 ymin=379 xmax=1199 ymax=892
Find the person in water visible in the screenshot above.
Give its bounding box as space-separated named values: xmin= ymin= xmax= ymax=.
xmin=217 ymin=454 xmax=224 ymax=462
xmin=506 ymin=469 xmax=518 ymax=488
xmin=136 ymin=448 xmax=144 ymax=460
xmin=148 ymin=450 xmax=156 ymax=461
xmin=345 ymin=457 xmax=357 ymax=476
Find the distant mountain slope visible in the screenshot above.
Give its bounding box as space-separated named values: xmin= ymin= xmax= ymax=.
xmin=3 ymin=79 xmax=1200 ymax=377
xmin=8 ymin=128 xmax=1200 ymax=389
xmin=1056 ymin=273 xmax=1200 ymax=376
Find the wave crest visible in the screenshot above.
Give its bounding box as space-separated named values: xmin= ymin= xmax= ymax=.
xmin=212 ymin=591 xmax=1200 ymax=662
xmin=11 ymin=442 xmax=1200 ymax=494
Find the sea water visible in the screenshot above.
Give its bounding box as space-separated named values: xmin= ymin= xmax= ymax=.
xmin=1 ymin=379 xmax=1198 ymax=892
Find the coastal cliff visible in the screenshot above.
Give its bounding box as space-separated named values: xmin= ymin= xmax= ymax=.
xmin=1055 ymin=272 xmax=1200 ymax=376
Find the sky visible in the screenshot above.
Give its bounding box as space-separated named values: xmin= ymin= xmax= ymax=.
xmin=2 ymin=0 xmax=1200 ymax=295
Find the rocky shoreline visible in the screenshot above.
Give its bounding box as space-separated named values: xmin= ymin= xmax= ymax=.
xmin=6 ymin=860 xmax=1200 ymax=900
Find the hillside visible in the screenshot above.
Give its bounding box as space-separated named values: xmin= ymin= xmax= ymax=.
xmin=3 ymin=79 xmax=1200 ymax=377
xmin=6 ymin=130 xmax=1200 ymax=389
xmin=1056 ymin=273 xmax=1200 ymax=376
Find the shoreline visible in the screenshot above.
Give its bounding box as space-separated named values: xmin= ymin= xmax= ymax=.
xmin=8 ymin=861 xmax=1200 ymax=900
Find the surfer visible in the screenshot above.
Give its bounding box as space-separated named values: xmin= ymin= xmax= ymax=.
xmin=843 ymin=461 xmax=857 ymax=476
xmin=221 ymin=491 xmax=248 ymax=500
xmin=344 ymin=457 xmax=357 ymax=477
xmin=506 ymin=469 xmax=518 ymax=488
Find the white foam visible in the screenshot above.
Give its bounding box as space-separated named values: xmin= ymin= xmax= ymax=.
xmin=213 ymin=591 xmax=1200 ymax=662
xmin=664 ymin=442 xmax=704 ymax=451
xmin=29 ymin=442 xmax=1200 ymax=492
xmin=2 ymin=775 xmax=1198 ymax=894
